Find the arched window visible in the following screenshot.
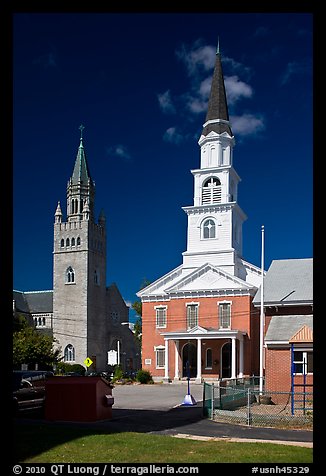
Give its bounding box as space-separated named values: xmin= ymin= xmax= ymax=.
xmin=66 ymin=238 xmax=70 ymax=247
xmin=64 ymin=344 xmax=75 ymax=362
xmin=71 ymin=237 xmax=75 ymax=246
xmin=203 ymin=219 xmax=216 ymax=239
xmin=66 ymin=266 xmax=75 ymax=283
xmin=60 ymin=239 xmax=64 ymax=248
xmin=77 ymin=236 xmax=81 ymax=246
xmin=201 ymin=177 xmax=221 ymax=204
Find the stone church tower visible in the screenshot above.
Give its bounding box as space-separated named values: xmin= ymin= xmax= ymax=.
xmin=53 ymin=126 xmax=108 ymax=370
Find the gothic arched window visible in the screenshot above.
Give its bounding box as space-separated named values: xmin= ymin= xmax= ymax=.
xmin=66 ymin=238 xmax=70 ymax=247
xmin=203 ymin=219 xmax=216 ymax=239
xmin=66 ymin=266 xmax=75 ymax=284
xmin=60 ymin=239 xmax=64 ymax=248
xmin=71 ymin=237 xmax=75 ymax=246
xmin=201 ymin=177 xmax=221 ymax=204
xmin=77 ymin=236 xmax=81 ymax=246
xmin=64 ymin=344 xmax=75 ymax=362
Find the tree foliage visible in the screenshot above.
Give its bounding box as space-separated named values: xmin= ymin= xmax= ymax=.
xmin=132 ymin=278 xmax=150 ymax=347
xmin=13 ymin=314 xmax=61 ymax=370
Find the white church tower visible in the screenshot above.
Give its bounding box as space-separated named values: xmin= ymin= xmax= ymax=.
xmin=182 ymin=45 xmax=251 ymax=281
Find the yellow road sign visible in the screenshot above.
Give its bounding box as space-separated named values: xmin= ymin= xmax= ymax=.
xmin=84 ymin=357 xmax=93 ymax=367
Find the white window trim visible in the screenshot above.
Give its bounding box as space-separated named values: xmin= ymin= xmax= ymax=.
xmin=201 ymin=217 xmax=217 ymax=241
xmin=186 ymin=302 xmax=199 ymax=330
xmin=154 ymin=305 xmax=167 ymax=329
xmin=293 ymin=349 xmax=313 ymax=375
xmin=154 ymin=345 xmax=165 ymax=369
xmin=218 ymin=301 xmax=232 ymax=330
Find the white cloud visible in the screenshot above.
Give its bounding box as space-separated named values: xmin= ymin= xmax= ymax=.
xmin=106 ymin=144 xmax=131 ymax=161
xmin=157 ymin=90 xmax=176 ymax=114
xmin=163 ymin=127 xmax=185 ymax=144
xmin=224 ymin=75 xmax=253 ymax=105
xmin=230 ymin=114 xmax=265 ymax=136
xmin=176 ymin=42 xmax=216 ymax=77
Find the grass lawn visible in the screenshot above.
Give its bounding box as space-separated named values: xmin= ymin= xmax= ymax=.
xmin=14 ymin=423 xmax=312 ymax=464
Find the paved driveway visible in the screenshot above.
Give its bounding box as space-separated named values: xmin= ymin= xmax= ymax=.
xmin=112 ymin=381 xmax=203 ymax=411
xmin=107 ymin=383 xmax=312 ymax=446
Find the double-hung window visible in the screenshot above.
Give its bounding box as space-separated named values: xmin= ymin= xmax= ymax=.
xmin=155 ymin=346 xmax=165 ymax=369
xmin=155 ymin=306 xmax=167 ymax=328
xmin=219 ymin=302 xmax=231 ymax=329
xmin=187 ymin=303 xmax=198 ymax=329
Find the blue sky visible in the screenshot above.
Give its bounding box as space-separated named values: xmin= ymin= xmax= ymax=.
xmin=13 ymin=12 xmax=313 ymax=321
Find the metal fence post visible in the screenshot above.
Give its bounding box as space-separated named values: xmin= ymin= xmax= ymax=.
xmin=247 ymin=388 xmax=252 ymax=426
xmin=211 ymin=383 xmax=214 ymax=420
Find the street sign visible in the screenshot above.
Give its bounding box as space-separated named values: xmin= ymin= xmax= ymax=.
xmin=108 ymin=350 xmax=118 ymax=365
xmin=84 ymin=357 xmax=93 ymax=368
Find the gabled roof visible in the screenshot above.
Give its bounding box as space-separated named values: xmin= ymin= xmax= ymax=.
xmin=253 ymin=258 xmax=313 ymax=306
xmin=165 ymin=263 xmax=253 ymax=293
xmin=13 ymin=290 xmax=53 ymax=313
xmin=289 ymin=324 xmax=313 ymax=343
xmin=137 ymin=263 xmax=255 ymax=299
xmin=265 ymin=315 xmax=313 ymax=343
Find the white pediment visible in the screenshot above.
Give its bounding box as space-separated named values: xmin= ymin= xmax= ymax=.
xmin=187 ymin=325 xmax=209 ymax=334
xmin=165 ymin=263 xmax=252 ymax=294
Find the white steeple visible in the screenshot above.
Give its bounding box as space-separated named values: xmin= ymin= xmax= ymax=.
xmin=182 ymin=46 xmax=247 ymax=277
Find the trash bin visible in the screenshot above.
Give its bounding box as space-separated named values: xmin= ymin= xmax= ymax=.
xmin=45 ymin=376 xmax=114 ymax=421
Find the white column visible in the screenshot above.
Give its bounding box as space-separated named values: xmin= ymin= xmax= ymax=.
xmin=164 ymin=339 xmax=169 ymax=380
xmin=174 ymin=340 xmax=179 ymax=380
xmin=231 ymin=337 xmax=236 ymax=379
xmin=239 ymin=337 xmax=244 ymax=378
xmin=196 ymin=338 xmax=202 ymax=381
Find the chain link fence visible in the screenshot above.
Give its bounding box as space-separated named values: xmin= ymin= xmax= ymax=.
xmin=203 ymin=380 xmax=313 ymax=429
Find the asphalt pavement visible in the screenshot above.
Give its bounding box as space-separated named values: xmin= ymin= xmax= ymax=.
xmin=50 ymin=382 xmax=311 ymax=447
xmin=15 ymin=382 xmax=313 ymax=447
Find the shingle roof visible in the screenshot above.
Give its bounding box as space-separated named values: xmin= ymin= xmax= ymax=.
xmin=13 ymin=290 xmax=30 ymax=313
xmin=13 ymin=290 xmax=53 ymax=313
xmin=201 ymin=52 xmax=232 ymax=137
xmin=253 ymin=258 xmax=313 ymax=306
xmin=265 ymin=315 xmax=313 ymax=343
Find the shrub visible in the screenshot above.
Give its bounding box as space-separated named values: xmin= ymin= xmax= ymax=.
xmin=136 ymin=369 xmax=153 ymax=384
xmin=55 ymin=362 xmax=86 ymax=375
xmin=111 ymin=365 xmax=124 ymax=383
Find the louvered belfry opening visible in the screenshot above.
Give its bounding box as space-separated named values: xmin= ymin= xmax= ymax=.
xmin=201 ymin=176 xmax=221 ymax=204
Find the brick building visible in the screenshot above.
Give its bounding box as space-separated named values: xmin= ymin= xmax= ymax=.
xmin=253 ymin=258 xmax=313 ymax=398
xmin=137 ymin=46 xmax=262 ymax=383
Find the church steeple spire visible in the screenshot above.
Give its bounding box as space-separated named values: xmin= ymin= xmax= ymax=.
xmin=66 ymin=125 xmax=95 ymax=222
xmin=201 ymin=43 xmax=232 ymax=138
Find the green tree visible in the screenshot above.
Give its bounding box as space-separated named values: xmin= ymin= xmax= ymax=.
xmin=13 ymin=314 xmax=61 ymax=370
xmin=132 ymin=278 xmax=150 ymax=347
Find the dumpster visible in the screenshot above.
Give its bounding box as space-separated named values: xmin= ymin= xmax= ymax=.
xmin=45 ymin=376 xmax=114 ymax=421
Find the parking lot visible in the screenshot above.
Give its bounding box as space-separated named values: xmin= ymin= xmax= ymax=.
xmin=112 ymin=381 xmax=203 ymax=411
